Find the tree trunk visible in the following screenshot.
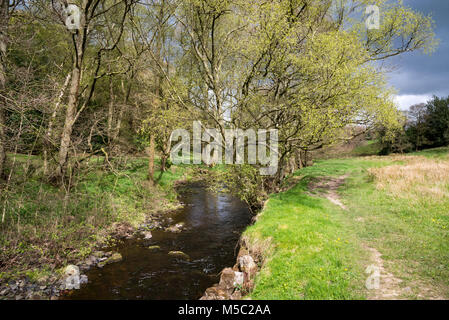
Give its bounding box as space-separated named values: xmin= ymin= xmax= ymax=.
xmin=161 ymin=155 xmax=167 ymax=172
xmin=147 ymin=2 xmax=165 ymax=182
xmin=44 ymin=73 xmax=71 ymax=175
xmin=107 ymin=74 xmax=115 ymax=146
xmin=287 ymin=156 xmax=296 ymax=175
xmin=161 ymin=141 xmax=171 ymax=172
xmin=296 ymin=150 xmax=303 ymax=169
xmin=0 ymin=0 xmax=9 ymax=179
xmin=303 ymin=150 xmax=309 ymax=167
xmin=112 ymin=79 xmax=131 ymax=145
xmin=147 ymin=135 xmax=155 ymax=186
xmin=55 ymin=65 xmax=81 ymax=179
xmin=55 ymin=6 xmax=87 ymax=180
xmin=0 ymin=108 xmax=6 ymax=179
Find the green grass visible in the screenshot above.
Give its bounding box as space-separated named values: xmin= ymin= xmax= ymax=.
xmin=245 ymin=147 xmax=449 ymax=299
xmin=351 ymin=139 xmax=382 ymax=156
xmin=0 ymin=154 xmax=194 ymax=279
xmin=409 ymin=146 xmax=449 ymax=159
xmin=342 ymin=166 xmax=449 ymax=298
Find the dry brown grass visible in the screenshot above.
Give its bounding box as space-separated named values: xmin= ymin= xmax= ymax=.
xmin=363 ymin=155 xmax=425 ymax=163
xmin=369 ymin=156 xmax=449 ymax=202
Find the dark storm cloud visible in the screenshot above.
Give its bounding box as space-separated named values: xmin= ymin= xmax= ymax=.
xmin=388 ymin=0 xmax=449 ymax=98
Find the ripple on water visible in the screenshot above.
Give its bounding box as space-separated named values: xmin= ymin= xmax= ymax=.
xmin=63 ymin=183 xmax=252 ymax=300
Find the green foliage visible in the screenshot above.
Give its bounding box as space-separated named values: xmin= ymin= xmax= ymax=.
xmin=381 ymin=96 xmax=449 ymax=154
xmin=245 ymin=149 xmax=449 ymax=299
xmin=351 ymin=140 xmax=383 ymax=156
xmin=423 ymin=96 xmax=449 ymax=147
xmin=227 ymin=0 xmax=432 ymax=182
xmin=0 ymin=154 xmax=192 ymax=275
xmin=221 ymin=164 xmax=267 ymax=210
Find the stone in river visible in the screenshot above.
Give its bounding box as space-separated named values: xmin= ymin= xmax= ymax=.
xmin=166 ymin=222 xmax=185 ymax=233
xmin=97 ymin=252 xmax=123 ymax=268
xmin=142 ymin=231 xmax=153 ymax=239
xmin=168 ymin=251 xmax=190 ymax=261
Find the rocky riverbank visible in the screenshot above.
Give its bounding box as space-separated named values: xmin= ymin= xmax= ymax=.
xmin=0 ymin=250 xmax=117 ymax=300
xmin=200 ymin=246 xmax=261 ymax=300
xmin=0 ymin=209 xmax=190 ymax=300
xmin=1 ymin=174 xmax=253 ymax=301
xmin=200 ymin=207 xmax=267 ymax=300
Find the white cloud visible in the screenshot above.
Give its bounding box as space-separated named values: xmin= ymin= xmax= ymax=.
xmin=393 ymin=94 xmax=433 ymax=110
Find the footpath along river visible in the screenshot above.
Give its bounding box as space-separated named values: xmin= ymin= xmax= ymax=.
xmin=64 ymin=183 xmax=252 ymax=299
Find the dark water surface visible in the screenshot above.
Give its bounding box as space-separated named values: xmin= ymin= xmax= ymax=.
xmin=64 ymin=183 xmax=252 ymax=300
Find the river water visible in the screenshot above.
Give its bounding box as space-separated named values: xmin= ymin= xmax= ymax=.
xmin=64 ymin=183 xmax=252 ymax=300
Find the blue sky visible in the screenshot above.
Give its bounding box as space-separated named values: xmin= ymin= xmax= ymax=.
xmin=388 ymin=0 xmax=449 ymax=109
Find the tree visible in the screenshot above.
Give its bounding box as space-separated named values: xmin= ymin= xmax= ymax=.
xmin=0 ymin=0 xmax=17 ymax=179
xmin=222 ymin=0 xmax=434 ymax=186
xmin=130 ymin=0 xmax=194 ymax=183
xmin=425 ymin=96 xmax=449 ymax=148
xmin=407 ymin=103 xmax=428 ymax=150
xmin=51 ymin=0 xmax=135 ymax=181
xmin=177 ymin=0 xmax=243 ymax=138
xmin=0 ymin=0 xmax=438 ymax=197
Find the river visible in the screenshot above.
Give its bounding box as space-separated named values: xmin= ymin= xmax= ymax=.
xmin=64 ymin=183 xmax=252 ymax=300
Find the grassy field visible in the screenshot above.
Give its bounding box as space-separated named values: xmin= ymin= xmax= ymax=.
xmin=244 ymin=147 xmax=449 ymax=299
xmin=0 ymin=155 xmax=194 ymax=281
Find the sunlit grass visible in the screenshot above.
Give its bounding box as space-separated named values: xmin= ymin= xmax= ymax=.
xmin=0 ymin=154 xmax=192 ymax=278
xmin=246 ymin=147 xmax=449 ymax=299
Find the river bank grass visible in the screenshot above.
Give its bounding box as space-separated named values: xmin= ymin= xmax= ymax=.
xmin=244 ymin=147 xmax=449 ymax=299
xmin=0 ymin=154 xmax=194 ymax=282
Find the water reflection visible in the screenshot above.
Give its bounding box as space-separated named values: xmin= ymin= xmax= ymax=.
xmin=64 ymin=183 xmax=252 ymax=300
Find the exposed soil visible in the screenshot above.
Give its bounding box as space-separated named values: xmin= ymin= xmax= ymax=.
xmin=308 ymin=175 xmax=406 ymax=299
xmin=363 ymin=245 xmax=404 ymax=300
xmin=308 ymin=175 xmax=348 ymax=210
xmin=308 ymin=175 xmax=445 ymax=300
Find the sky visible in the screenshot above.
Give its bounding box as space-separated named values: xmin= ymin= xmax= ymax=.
xmin=387 ymin=0 xmax=449 ymax=110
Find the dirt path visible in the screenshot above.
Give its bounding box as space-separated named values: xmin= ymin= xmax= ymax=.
xmin=363 ymin=245 xmax=445 ymax=300
xmin=363 ymin=245 xmax=405 ymax=300
xmin=308 ymin=175 xmax=348 ymax=210
xmin=308 ymin=175 xmax=408 ymax=300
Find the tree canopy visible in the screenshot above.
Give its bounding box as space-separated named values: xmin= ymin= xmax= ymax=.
xmin=0 ymin=0 xmax=438 ymax=189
